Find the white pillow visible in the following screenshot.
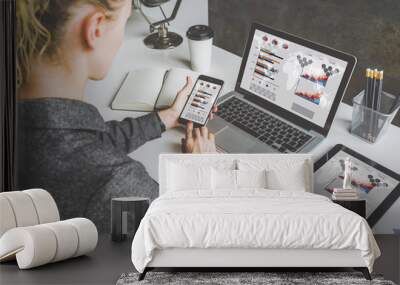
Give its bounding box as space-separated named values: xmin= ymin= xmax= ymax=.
xmin=236 ymin=169 xmax=268 ymax=189
xmin=212 ymin=168 xmax=237 ymax=190
xmin=212 ymin=168 xmax=268 ymax=190
xmin=237 ymin=159 xmax=310 ymax=192
xmin=266 ymin=167 xmax=307 ymax=191
xmin=167 ymin=162 xmax=212 ymax=191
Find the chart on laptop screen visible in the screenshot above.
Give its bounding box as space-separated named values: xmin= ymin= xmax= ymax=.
xmin=240 ymin=29 xmax=348 ymax=127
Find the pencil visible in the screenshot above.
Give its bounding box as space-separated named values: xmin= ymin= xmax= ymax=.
xmin=372 ymin=69 xmax=380 ymax=111
xmin=372 ymin=70 xmax=384 ymax=138
xmin=366 ymin=69 xmax=374 ymax=108
xmin=377 ymin=70 xmax=383 ymax=112
xmin=372 ymin=69 xmax=379 ymax=109
xmin=367 ymin=69 xmax=377 ymax=141
xmin=365 ymin=68 xmax=371 ymax=106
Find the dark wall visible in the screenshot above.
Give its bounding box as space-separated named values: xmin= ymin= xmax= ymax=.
xmin=209 ymin=0 xmax=400 ymax=126
xmin=0 ymin=0 xmax=17 ymax=191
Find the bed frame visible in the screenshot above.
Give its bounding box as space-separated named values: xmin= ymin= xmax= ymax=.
xmin=137 ymin=154 xmax=373 ymax=281
xmin=139 ymin=248 xmax=371 ymax=280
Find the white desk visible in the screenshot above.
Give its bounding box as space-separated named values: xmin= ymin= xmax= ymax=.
xmin=85 ymin=8 xmax=400 ymax=234
xmin=86 ymin=9 xmax=400 ymax=181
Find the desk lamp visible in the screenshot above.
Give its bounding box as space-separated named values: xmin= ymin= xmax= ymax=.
xmin=136 ymin=0 xmax=183 ymax=49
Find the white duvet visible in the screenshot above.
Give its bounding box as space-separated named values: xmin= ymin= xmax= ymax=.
xmin=131 ymin=190 xmax=380 ymax=273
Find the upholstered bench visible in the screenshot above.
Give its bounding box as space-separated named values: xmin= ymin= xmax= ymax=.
xmin=0 ymin=189 xmax=98 ymax=269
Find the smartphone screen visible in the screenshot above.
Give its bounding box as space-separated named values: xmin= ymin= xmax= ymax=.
xmin=179 ymin=76 xmax=223 ymax=126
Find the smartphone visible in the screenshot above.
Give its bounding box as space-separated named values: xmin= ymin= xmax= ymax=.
xmin=178 ymin=75 xmax=224 ymax=127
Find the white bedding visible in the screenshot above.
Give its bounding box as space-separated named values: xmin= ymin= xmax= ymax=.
xmin=131 ymin=190 xmax=380 ymax=273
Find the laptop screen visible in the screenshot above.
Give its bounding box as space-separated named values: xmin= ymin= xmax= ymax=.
xmin=240 ymin=29 xmax=349 ymax=128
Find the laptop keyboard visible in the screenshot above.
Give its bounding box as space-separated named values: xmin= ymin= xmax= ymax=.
xmin=216 ymin=97 xmax=312 ymax=153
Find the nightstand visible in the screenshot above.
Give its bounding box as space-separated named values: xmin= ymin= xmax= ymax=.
xmin=332 ymin=199 xmax=366 ymax=218
xmin=111 ymin=197 xmax=149 ymax=242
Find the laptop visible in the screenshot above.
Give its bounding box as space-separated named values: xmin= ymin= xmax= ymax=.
xmin=208 ymin=23 xmax=357 ymax=153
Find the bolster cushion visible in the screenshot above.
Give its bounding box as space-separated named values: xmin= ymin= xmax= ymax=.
xmin=0 ymin=189 xmax=60 ymax=237
xmin=0 ymin=218 xmax=98 ymax=269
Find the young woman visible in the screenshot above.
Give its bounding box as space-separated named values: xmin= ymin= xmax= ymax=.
xmin=16 ymin=0 xmax=216 ymax=232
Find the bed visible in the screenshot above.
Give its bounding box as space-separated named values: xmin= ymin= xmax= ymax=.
xmin=131 ymin=154 xmax=380 ymax=280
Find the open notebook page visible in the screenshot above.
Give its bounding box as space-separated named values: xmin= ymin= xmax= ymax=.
xmin=111 ymin=68 xmax=167 ymax=111
xmin=156 ymin=68 xmax=200 ymax=109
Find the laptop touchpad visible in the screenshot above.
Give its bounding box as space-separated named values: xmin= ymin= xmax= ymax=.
xmin=216 ymin=127 xmax=255 ymax=153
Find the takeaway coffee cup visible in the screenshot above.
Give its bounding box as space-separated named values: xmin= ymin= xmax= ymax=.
xmin=187 ymin=25 xmax=214 ymax=73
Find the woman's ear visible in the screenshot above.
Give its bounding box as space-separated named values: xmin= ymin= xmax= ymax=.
xmin=82 ymin=11 xmax=106 ymax=49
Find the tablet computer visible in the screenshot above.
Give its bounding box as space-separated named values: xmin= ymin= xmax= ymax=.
xmin=314 ymin=144 xmax=400 ymax=232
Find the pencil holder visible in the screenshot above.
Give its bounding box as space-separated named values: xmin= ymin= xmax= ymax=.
xmin=351 ymin=90 xmax=400 ymax=143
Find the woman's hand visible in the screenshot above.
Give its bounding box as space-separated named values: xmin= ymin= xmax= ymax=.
xmin=158 ymin=76 xmax=218 ymax=129
xmin=181 ymin=121 xmax=217 ymax=153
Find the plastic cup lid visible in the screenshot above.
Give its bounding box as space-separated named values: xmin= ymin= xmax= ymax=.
xmin=186 ymin=25 xmax=214 ymax=41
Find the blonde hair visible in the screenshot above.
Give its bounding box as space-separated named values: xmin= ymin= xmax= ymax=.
xmin=16 ymin=0 xmax=124 ymax=88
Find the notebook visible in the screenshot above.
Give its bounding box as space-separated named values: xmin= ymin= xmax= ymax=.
xmin=111 ymin=68 xmax=199 ymax=112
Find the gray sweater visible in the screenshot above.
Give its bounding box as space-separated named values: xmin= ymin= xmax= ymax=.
xmin=17 ymin=98 xmax=164 ymax=232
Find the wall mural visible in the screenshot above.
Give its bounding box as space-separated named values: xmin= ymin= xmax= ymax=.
xmin=314 ymin=145 xmax=400 ymax=234
xmin=208 ymin=0 xmax=400 ymax=127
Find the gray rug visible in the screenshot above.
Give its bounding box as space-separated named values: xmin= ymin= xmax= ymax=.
xmin=116 ymin=272 xmax=395 ymax=285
